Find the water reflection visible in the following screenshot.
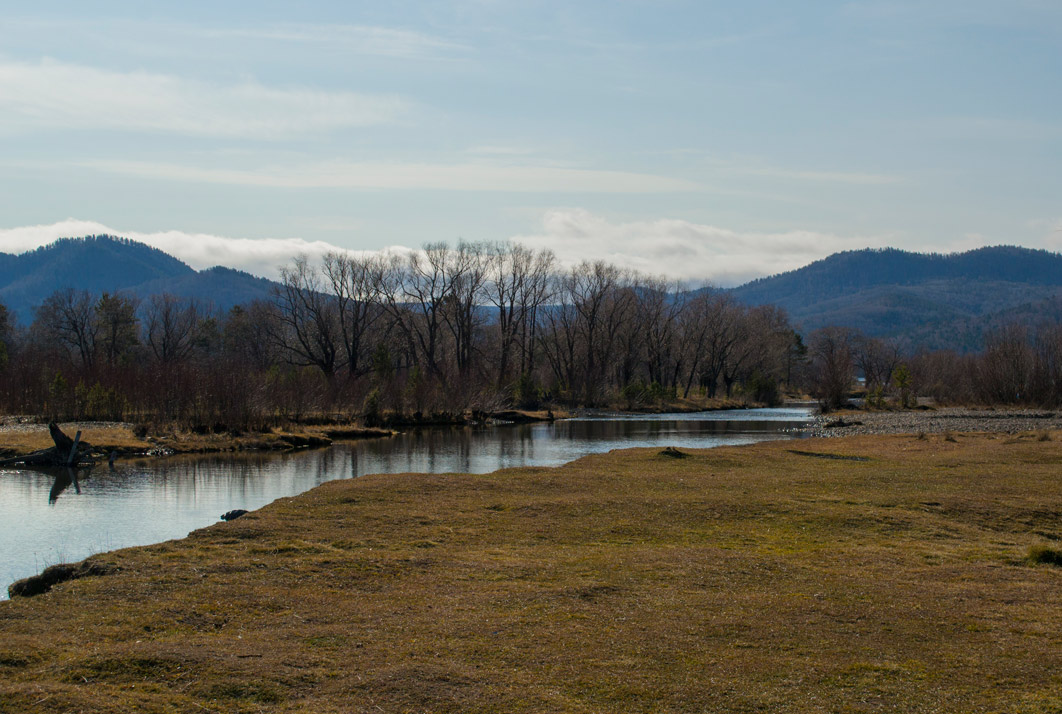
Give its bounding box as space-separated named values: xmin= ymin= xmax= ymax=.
xmin=46 ymin=467 xmax=83 ymax=503
xmin=0 ymin=408 xmax=813 ymax=596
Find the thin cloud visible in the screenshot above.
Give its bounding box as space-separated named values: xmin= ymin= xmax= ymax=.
xmin=701 ymin=155 xmax=902 ymax=186
xmin=76 ymin=158 xmax=706 ymax=194
xmin=0 ymin=59 xmax=408 ymax=139
xmin=512 ymin=209 xmax=890 ymax=285
xmin=737 ymin=167 xmax=901 ymax=185
xmin=199 ymin=23 xmax=470 ymax=58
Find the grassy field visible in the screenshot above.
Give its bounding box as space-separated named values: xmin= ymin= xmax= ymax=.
xmin=1 ymin=432 xmax=1061 ymax=712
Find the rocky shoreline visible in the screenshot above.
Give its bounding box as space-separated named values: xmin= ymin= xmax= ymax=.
xmin=810 ymin=407 xmax=1062 ymax=437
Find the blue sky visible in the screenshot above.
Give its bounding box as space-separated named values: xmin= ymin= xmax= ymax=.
xmin=0 ymin=0 xmax=1059 ymax=283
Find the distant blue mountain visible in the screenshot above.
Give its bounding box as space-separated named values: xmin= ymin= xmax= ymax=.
xmin=730 ymin=246 xmax=1062 ymax=350
xmin=0 ymin=235 xmax=277 ymax=324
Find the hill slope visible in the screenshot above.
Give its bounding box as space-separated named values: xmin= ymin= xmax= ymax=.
xmin=0 ymin=235 xmax=276 ymax=324
xmin=731 ymin=246 xmax=1062 ymax=350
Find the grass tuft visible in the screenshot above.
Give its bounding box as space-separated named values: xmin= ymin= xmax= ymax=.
xmin=1027 ymin=544 xmax=1062 ymax=567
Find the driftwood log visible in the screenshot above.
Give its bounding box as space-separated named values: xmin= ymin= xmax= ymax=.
xmin=0 ymin=422 xmax=95 ymax=468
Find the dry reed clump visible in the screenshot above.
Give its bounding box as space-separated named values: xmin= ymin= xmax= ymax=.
xmin=1 ymin=433 xmax=1061 ymax=713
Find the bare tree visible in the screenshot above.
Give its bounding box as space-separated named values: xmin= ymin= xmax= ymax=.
xmin=483 ymin=242 xmax=555 ymax=389
xmin=853 ymin=333 xmax=901 ymax=402
xmin=271 ymin=257 xmax=340 ymax=377
xmin=35 ymin=289 xmax=99 ymax=368
xmin=809 ymin=326 xmax=855 ymax=411
xmin=383 ymin=244 xmax=451 ymax=381
xmin=1032 ymin=323 xmax=1062 ymax=406
xmin=322 ymin=252 xmax=387 ymax=376
xmin=722 ymin=304 xmax=791 ymax=400
xmin=440 ymin=242 xmax=489 ymax=380
xmin=144 ymin=294 xmax=202 ymax=364
xmin=637 ymin=277 xmax=685 ymax=390
xmin=572 ymin=261 xmax=627 ymax=403
xmin=693 ymin=293 xmax=741 ymax=399
xmin=539 ymin=271 xmax=581 ymax=398
xmin=978 ymin=324 xmax=1032 ymax=404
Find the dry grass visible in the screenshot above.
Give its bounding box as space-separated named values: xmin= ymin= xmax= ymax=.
xmin=0 ymin=422 xmax=150 ymax=456
xmin=0 ymin=422 xmax=394 ymax=458
xmin=2 ymin=434 xmax=1062 ymax=712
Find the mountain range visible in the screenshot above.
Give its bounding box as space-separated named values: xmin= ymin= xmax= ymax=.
xmin=1 ymin=236 xmax=1060 ymax=352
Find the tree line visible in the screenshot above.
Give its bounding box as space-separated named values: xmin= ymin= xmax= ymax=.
xmin=806 ymin=322 xmax=1062 ymax=411
xmin=0 ymin=242 xmax=803 ymax=428
xmin=0 ymin=240 xmax=1058 ymax=429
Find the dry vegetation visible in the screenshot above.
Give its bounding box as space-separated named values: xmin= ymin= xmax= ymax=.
xmin=2 ymin=433 xmax=1062 ymax=712
xmin=0 ymin=421 xmax=394 ymax=459
xmin=0 ymin=423 xmax=151 ymax=457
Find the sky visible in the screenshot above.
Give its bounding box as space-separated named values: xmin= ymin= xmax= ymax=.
xmin=0 ymin=0 xmax=1060 ymax=284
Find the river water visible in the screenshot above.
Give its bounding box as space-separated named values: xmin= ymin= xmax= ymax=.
xmin=0 ymin=408 xmax=813 ymax=596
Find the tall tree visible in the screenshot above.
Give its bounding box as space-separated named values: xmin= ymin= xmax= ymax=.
xmin=441 ymin=242 xmax=489 ymax=380
xmin=384 ymin=244 xmax=451 ymax=380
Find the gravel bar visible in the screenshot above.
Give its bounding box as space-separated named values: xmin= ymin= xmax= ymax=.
xmin=810 ymin=408 xmax=1062 ymax=437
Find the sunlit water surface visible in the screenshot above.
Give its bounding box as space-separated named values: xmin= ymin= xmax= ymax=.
xmin=0 ymin=408 xmax=813 ymax=595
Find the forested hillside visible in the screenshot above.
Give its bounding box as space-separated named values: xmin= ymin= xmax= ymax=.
xmin=730 ymin=246 xmax=1062 ymax=349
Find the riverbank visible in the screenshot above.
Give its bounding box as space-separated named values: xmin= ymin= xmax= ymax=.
xmin=0 ymin=401 xmax=753 ymax=459
xmin=2 ymin=433 xmax=1061 ymax=712
xmin=0 ymin=419 xmax=396 ymax=459
xmin=812 ymin=406 xmax=1062 ymax=437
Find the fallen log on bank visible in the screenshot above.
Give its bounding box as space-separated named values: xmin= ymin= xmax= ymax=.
xmin=0 ymin=422 xmax=96 ymax=468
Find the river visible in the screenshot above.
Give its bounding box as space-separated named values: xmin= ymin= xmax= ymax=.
xmin=0 ymin=407 xmax=813 ymax=596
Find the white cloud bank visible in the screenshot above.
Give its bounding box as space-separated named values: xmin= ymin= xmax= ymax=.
xmin=514 ymin=209 xmax=889 ymax=285
xmin=0 ymin=59 xmax=407 ymax=139
xmin=0 ymin=212 xmax=888 ymax=285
